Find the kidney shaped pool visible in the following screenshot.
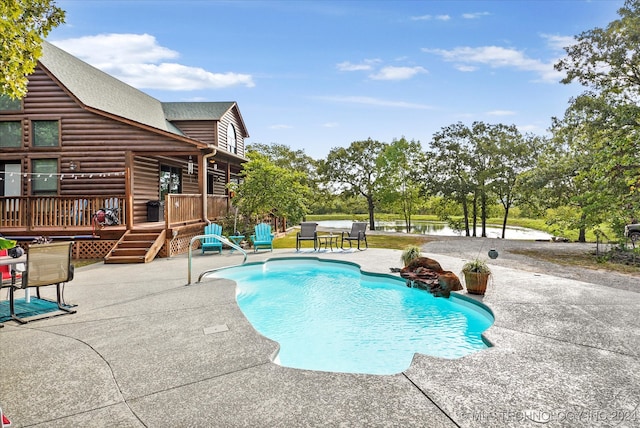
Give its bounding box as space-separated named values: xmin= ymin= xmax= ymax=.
xmin=209 ymin=258 xmax=494 ymax=375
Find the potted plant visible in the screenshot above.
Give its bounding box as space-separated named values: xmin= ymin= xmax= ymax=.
xmin=461 ymin=258 xmax=492 ymax=295
xmin=400 ymin=245 xmax=421 ymax=267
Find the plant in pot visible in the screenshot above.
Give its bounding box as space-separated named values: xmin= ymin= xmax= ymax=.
xmin=461 ymin=258 xmax=492 ymax=295
xmin=400 ymin=245 xmax=421 ymax=267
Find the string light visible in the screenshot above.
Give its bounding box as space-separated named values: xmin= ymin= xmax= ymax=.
xmin=0 ymin=171 xmax=126 ymax=182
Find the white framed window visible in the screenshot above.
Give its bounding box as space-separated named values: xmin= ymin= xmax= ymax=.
xmin=227 ymin=123 xmax=237 ymax=154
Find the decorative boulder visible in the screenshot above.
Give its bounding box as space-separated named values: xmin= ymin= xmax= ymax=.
xmin=399 ymin=258 xmax=462 ymax=298
xmin=403 ymin=257 xmax=443 ymax=273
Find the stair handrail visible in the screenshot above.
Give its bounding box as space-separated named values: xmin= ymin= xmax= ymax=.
xmin=187 ymin=234 xmax=247 ymax=285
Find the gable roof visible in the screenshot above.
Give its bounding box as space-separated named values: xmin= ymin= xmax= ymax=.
xmin=162 ymin=102 xmax=235 ymax=121
xmin=163 ymin=102 xmax=250 ymax=138
xmin=39 ymin=41 xmax=185 ymax=136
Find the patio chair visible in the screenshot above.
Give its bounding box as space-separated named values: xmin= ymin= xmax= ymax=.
xmin=251 ymin=223 xmax=274 ymax=252
xmin=202 ymin=223 xmax=223 ymax=254
xmin=341 ymin=222 xmax=368 ymax=250
xmin=9 ymin=241 xmax=77 ymax=324
xmin=296 ymin=222 xmax=318 ymax=251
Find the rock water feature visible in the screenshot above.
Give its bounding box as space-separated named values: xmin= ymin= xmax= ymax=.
xmin=400 ymin=257 xmax=463 ymax=298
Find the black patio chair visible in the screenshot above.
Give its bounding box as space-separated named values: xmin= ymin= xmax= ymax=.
xmin=341 ymin=222 xmax=368 ymax=250
xmin=296 ymin=222 xmax=318 ymax=251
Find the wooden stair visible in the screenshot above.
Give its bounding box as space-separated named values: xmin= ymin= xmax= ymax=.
xmin=105 ymin=229 xmax=166 ymax=264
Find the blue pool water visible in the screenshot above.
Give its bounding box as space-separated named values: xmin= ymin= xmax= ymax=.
xmin=210 ymin=258 xmax=494 ymax=375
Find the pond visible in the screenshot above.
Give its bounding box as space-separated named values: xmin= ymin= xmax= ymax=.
xmin=316 ymin=220 xmax=553 ymax=240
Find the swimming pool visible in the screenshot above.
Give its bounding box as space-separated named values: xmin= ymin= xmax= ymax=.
xmin=209 ymin=258 xmax=494 ymax=375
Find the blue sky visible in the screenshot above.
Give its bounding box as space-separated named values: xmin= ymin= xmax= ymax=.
xmin=49 ymin=0 xmax=623 ymax=159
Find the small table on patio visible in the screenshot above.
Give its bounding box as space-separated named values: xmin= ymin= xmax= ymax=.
xmin=228 ymin=235 xmax=244 ymax=253
xmin=318 ymin=234 xmax=338 ymax=252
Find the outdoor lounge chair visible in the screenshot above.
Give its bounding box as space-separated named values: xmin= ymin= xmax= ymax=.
xmin=341 ymin=222 xmax=368 ymax=250
xmin=9 ymin=241 xmax=77 ymax=324
xmin=296 ymin=222 xmax=318 ymax=251
xmin=202 ymin=223 xmax=223 ymax=254
xmin=251 ymin=223 xmax=274 ymax=252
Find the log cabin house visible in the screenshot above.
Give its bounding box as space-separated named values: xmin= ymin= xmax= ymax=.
xmin=0 ymin=41 xmax=248 ymax=263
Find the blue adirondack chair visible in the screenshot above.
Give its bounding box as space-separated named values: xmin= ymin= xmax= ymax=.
xmin=251 ymin=223 xmax=274 ymax=252
xmin=202 ymin=223 xmax=223 ymax=254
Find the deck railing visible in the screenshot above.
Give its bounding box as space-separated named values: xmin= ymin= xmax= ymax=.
xmin=166 ymin=194 xmax=201 ymax=226
xmin=0 ymin=196 xmax=125 ymax=230
xmin=1 ymin=194 xmax=230 ymax=232
xmin=165 ymin=194 xmax=230 ymax=226
xmin=207 ymin=194 xmax=230 ymax=220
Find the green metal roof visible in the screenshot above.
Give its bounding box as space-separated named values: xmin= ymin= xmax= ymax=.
xmin=162 ymin=102 xmax=235 ymax=121
xmin=40 ymin=41 xmax=182 ymax=135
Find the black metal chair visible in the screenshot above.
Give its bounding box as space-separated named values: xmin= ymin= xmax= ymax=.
xmin=341 ymin=222 xmax=368 ymax=250
xmin=296 ymin=222 xmax=318 ymax=251
xmin=9 ymin=241 xmax=77 ymax=324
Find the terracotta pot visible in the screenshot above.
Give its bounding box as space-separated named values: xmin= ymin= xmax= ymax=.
xmin=463 ymin=271 xmax=490 ymax=295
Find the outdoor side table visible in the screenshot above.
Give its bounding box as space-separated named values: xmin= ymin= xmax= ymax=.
xmin=318 ymin=234 xmax=338 ymax=251
xmin=228 ymin=235 xmax=244 ymax=253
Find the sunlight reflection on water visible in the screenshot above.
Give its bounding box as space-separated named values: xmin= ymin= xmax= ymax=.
xmin=316 ymin=220 xmax=553 ymax=240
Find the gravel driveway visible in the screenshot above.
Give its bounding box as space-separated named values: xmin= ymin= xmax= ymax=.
xmin=420 ymin=236 xmax=640 ymax=293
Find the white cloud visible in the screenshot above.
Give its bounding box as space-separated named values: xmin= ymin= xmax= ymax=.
xmin=323 ymin=122 xmax=339 ymax=128
xmin=369 ymin=66 xmax=427 ymax=80
xmin=462 ymin=12 xmax=490 ymax=19
xmin=336 ymin=59 xmax=381 ymax=71
xmin=424 ymin=45 xmax=562 ymax=83
xmin=541 ymin=34 xmax=576 ymax=51
xmin=316 ymin=95 xmax=432 ymax=109
xmin=456 ymin=65 xmax=477 ymax=72
xmin=269 ymin=124 xmax=293 ymax=130
xmin=486 ymin=110 xmax=516 ymax=116
xmin=51 ymin=33 xmax=255 ymax=90
xmin=411 ymin=14 xmax=450 ymax=21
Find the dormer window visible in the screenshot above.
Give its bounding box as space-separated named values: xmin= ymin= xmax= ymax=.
xmin=227 ymin=123 xmax=237 ymax=154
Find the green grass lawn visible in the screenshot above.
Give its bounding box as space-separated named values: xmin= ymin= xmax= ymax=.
xmin=273 ymin=228 xmax=434 ymax=251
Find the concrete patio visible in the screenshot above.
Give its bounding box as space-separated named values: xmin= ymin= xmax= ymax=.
xmin=1 ymin=243 xmax=639 ymax=427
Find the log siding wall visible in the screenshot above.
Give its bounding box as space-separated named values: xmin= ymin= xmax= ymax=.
xmin=0 ymin=67 xmax=213 ymax=222
xmin=171 ymin=120 xmax=215 ymax=146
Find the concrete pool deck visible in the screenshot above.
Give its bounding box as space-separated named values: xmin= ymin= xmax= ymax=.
xmin=1 ymin=243 xmax=639 ymax=427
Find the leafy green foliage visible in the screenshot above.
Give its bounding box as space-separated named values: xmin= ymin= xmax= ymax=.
xmin=230 ymin=152 xmax=310 ymax=226
xmin=320 ymin=139 xmax=386 ymax=230
xmin=550 ymin=0 xmax=640 ymax=239
xmin=377 ymin=138 xmax=426 ymax=233
xmin=248 ymin=143 xmax=335 ymax=216
xmin=0 ymin=0 xmax=65 ymax=99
